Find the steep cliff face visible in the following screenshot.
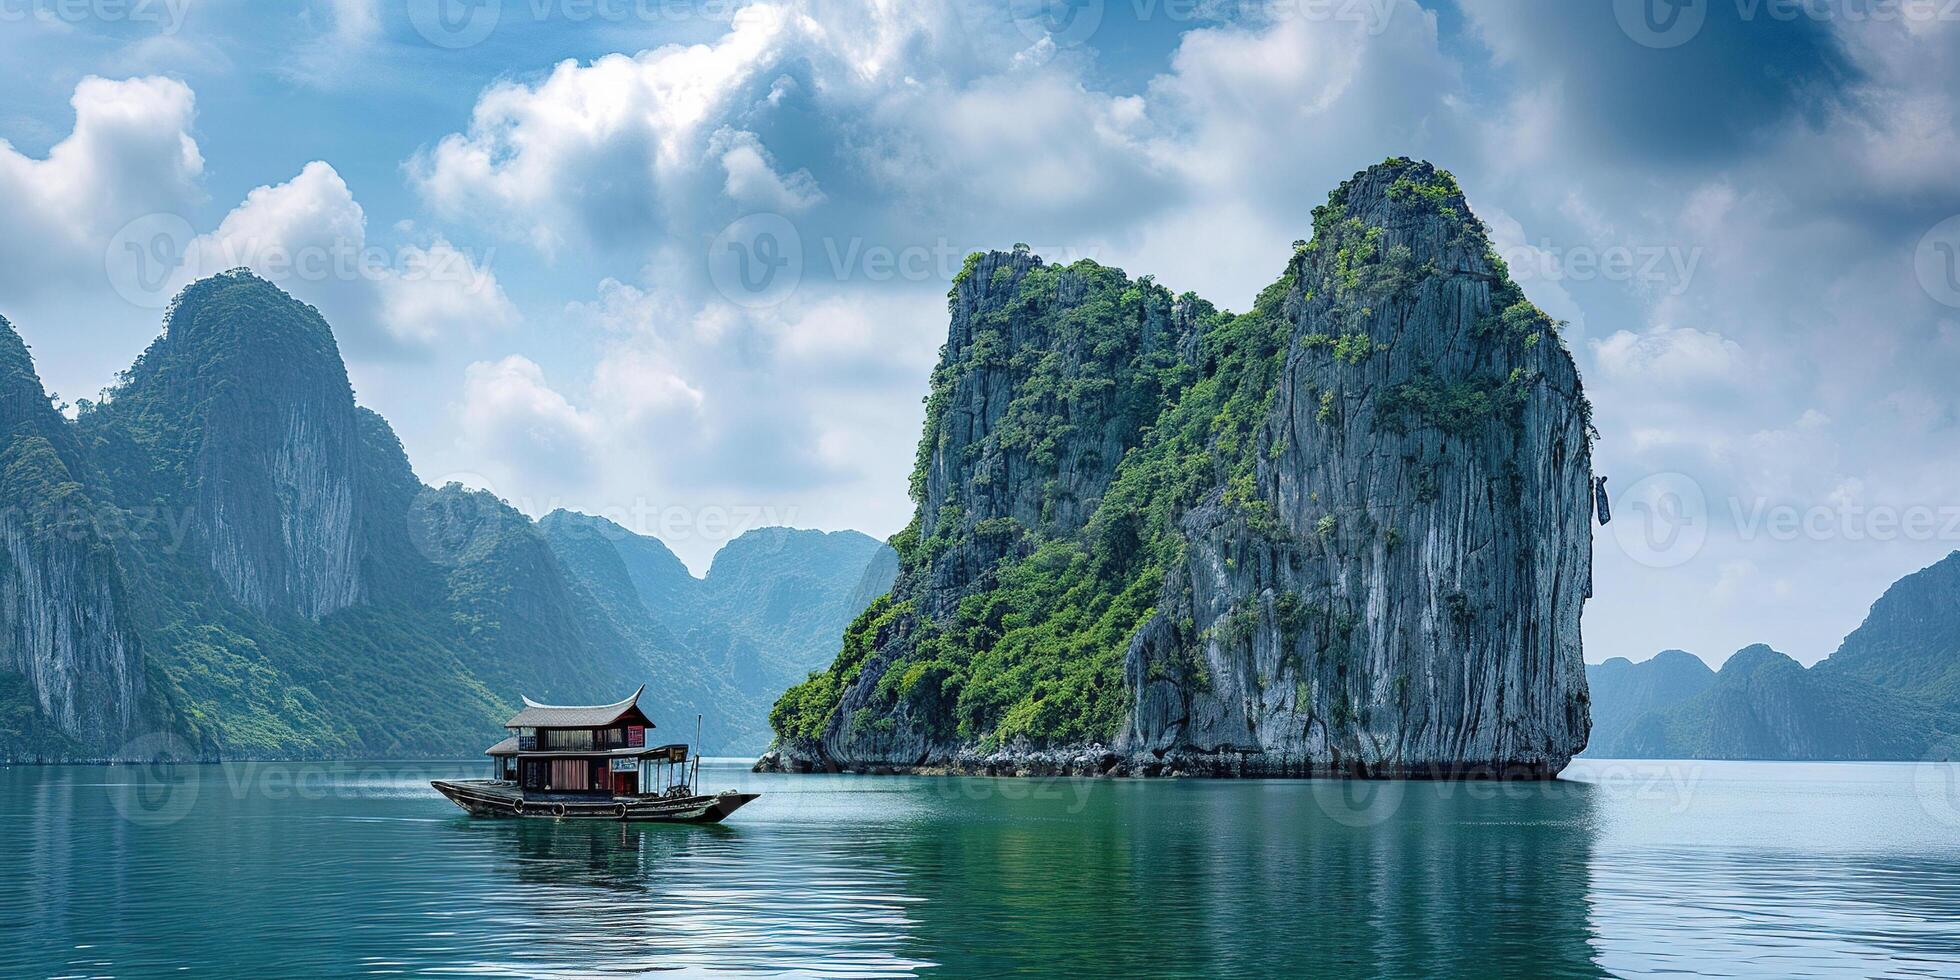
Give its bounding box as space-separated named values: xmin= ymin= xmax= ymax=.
xmin=0 ymin=317 xmax=151 ymax=757
xmin=98 ymin=270 xmax=366 ymax=620
xmin=1125 ymin=163 xmax=1595 ymax=776
xmin=769 ymin=159 xmax=1596 ymax=777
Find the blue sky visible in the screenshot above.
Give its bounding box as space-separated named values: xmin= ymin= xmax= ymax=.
xmin=2 ymin=0 xmax=1959 ymax=668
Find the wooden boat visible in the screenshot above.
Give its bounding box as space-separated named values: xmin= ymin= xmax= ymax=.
xmin=431 ymin=687 xmax=759 ymax=824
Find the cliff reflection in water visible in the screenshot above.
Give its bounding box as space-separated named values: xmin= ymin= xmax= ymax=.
xmin=868 ymin=775 xmax=1600 ymax=976
xmin=440 ymin=771 xmax=1601 ymax=977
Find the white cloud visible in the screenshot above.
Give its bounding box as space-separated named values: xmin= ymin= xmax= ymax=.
xmin=590 ymin=346 xmax=706 ymax=420
xmin=408 ymin=4 xmax=804 ymax=253
xmin=175 ymin=161 xmax=515 ymax=349
xmin=712 ymin=128 xmax=825 ymax=212
xmin=0 ymin=75 xmax=203 ymax=298
xmin=408 ymin=0 xmax=1176 ymax=258
xmin=287 ymin=0 xmax=386 ymax=85
xmin=456 ymin=355 xmax=600 ymax=492
xmin=379 ymin=239 xmax=519 ymax=343
xmin=1592 ymin=323 xmax=1744 ymax=387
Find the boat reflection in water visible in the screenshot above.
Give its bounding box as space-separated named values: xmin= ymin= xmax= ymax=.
xmin=431 ymin=686 xmax=758 ymax=823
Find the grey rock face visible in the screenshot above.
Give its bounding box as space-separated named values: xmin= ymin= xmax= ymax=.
xmin=0 ymin=317 xmax=148 ymax=756
xmin=771 ymin=160 xmax=1595 ymax=778
xmin=904 ymin=249 xmax=1199 ymax=623
xmin=1123 ymin=165 xmax=1594 ymax=777
xmin=160 ymin=273 xmax=367 ymax=619
xmin=0 ymin=517 xmax=143 ymax=750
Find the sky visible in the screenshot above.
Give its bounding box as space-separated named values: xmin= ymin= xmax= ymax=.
xmin=1 ymin=0 xmax=1958 ymax=669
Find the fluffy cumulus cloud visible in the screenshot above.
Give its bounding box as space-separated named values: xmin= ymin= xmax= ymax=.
xmin=1458 ymin=10 xmax=1960 ymax=665
xmin=405 ymin=0 xmax=1473 ymax=566
xmin=0 ymin=75 xmax=203 ymax=300
xmin=174 ymin=161 xmax=516 ymax=350
xmin=451 ymin=355 xmax=605 ymax=502
xmin=15 ymin=0 xmax=1945 ymax=642
xmin=0 ymin=71 xmax=513 ymax=368
xmin=1592 ymin=323 xmax=1744 ymax=387
xmin=407 ymin=0 xmax=1180 ymax=258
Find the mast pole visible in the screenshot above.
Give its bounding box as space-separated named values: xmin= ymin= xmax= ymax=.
xmin=694 ymin=713 xmax=703 ymax=793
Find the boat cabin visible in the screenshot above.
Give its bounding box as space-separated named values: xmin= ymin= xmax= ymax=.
xmin=482 ymin=686 xmax=692 ymax=797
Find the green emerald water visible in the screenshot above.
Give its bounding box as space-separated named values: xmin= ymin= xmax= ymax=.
xmin=4 ymin=759 xmax=1958 ymax=977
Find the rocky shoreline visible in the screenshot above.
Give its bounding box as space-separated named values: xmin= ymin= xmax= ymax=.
xmin=753 ymin=744 xmax=1569 ymax=780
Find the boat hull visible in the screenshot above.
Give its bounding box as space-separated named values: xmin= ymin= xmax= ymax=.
xmin=431 ymin=779 xmax=758 ymax=823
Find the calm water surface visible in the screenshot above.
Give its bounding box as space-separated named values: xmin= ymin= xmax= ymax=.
xmin=3 ymin=758 xmax=1958 ymax=977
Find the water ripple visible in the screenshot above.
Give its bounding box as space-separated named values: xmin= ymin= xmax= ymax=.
xmin=2 ymin=760 xmax=1957 ymax=977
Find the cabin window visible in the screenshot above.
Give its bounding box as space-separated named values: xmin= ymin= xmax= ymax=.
xmin=543 ymin=728 xmax=594 ymax=751
xmin=520 ymin=759 xmax=547 ymax=790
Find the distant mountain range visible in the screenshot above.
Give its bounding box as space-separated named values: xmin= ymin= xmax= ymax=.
xmin=0 ymin=270 xmax=891 ymax=761
xmin=1586 ymin=552 xmax=1960 ymax=760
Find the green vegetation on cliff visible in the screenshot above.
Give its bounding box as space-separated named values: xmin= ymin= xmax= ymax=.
xmin=775 ymin=212 xmax=1327 ymax=750
xmin=771 ymin=158 xmax=1601 ymax=773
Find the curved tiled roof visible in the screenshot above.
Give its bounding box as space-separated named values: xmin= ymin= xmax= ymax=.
xmin=503 ymin=685 xmax=650 ymax=729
